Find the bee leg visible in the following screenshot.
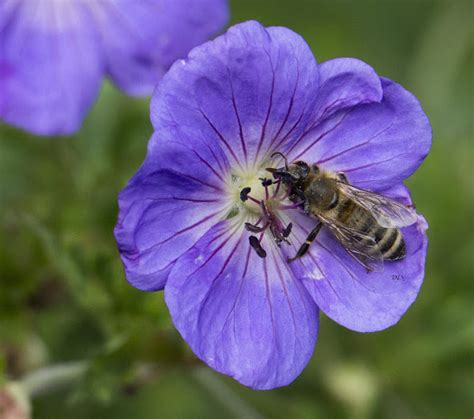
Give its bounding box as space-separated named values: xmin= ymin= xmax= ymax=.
xmin=291 ymin=189 xmax=308 ymax=212
xmin=287 ymin=223 xmax=322 ymax=263
xmin=336 ymin=172 xmax=349 ymax=184
xmin=303 ymin=201 xmax=311 ymax=214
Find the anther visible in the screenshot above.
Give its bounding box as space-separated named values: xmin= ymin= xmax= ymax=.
xmin=245 ymin=222 xmax=266 ymax=233
xmin=259 ymin=177 xmax=273 ymax=187
xmin=282 ymin=222 xmax=293 ymax=238
xmin=240 ymin=187 xmax=251 ymax=202
xmin=249 ymin=235 xmax=267 ymax=258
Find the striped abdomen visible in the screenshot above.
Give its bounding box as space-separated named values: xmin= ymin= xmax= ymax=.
xmin=337 ymin=197 xmax=406 ymax=261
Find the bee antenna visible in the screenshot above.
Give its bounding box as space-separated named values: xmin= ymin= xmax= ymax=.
xmin=270 ymin=151 xmax=289 ymax=170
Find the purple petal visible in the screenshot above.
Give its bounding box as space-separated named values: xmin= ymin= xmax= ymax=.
xmin=312 ymin=58 xmax=383 ymax=123
xmin=287 ymin=184 xmax=427 ymax=332
xmin=114 ymin=132 xmax=230 ymax=291
xmin=0 ymin=1 xmax=103 ymax=135
xmin=165 ymin=221 xmax=319 ymax=390
xmin=91 ymin=0 xmax=229 ymax=96
xmin=151 ymin=20 xmax=319 ymax=167
xmin=288 ymin=77 xmax=432 ymax=191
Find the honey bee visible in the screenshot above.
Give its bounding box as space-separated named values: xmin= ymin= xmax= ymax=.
xmin=267 ymin=152 xmax=417 ymax=271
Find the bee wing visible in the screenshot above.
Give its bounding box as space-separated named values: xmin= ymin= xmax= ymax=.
xmin=336 ymin=182 xmax=417 ymax=228
xmin=317 ymin=213 xmax=384 ymax=272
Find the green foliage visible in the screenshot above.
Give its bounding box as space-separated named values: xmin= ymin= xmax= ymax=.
xmin=0 ymin=1 xmax=473 ymax=418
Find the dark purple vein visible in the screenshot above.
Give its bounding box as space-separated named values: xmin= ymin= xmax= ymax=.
xmin=268 ymin=65 xmax=300 ymax=153
xmin=149 ymin=210 xmax=221 ymax=248
xmin=317 ymin=123 xmax=394 ymax=165
xmin=290 ymin=112 xmax=350 ymax=160
xmin=192 ymin=150 xmax=226 ymax=183
xmin=255 ymin=65 xmax=276 ymax=160
xmin=341 ymin=153 xmax=407 ymax=173
xmin=226 ymin=67 xmax=248 ymax=163
xmin=198 ymin=108 xmax=243 ymax=170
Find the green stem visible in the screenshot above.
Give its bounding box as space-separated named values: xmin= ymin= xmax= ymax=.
xmin=20 ymin=361 xmax=88 ymax=398
xmin=20 ymin=361 xmax=263 ymax=419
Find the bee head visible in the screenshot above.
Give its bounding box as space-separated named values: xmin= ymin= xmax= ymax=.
xmin=266 ymin=160 xmax=311 ymax=185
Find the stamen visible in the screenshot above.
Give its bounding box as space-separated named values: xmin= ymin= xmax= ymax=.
xmin=237 ymin=166 xmax=297 ymax=257
xmin=239 ymin=187 xmax=261 ymax=205
xmin=249 ymin=235 xmax=267 ymax=258
xmin=278 ymin=189 xmax=291 ymax=202
xmin=259 ymin=177 xmax=273 ymax=201
xmin=245 ymin=220 xmax=268 ymax=233
xmin=240 ymin=187 xmax=251 ymax=201
xmin=271 ymin=179 xmax=282 ymax=197
xmin=282 ymin=223 xmax=293 ymax=238
xmin=259 ymin=177 xmax=273 ymax=187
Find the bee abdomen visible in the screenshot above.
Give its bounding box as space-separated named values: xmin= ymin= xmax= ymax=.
xmin=376 ymin=227 xmax=406 ymax=260
xmin=345 ymin=206 xmax=377 ymax=235
xmin=337 ymin=203 xmax=407 ymax=261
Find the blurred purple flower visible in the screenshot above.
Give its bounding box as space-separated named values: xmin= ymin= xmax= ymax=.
xmin=0 ymin=0 xmax=228 ymax=136
xmin=115 ymin=21 xmax=431 ymax=389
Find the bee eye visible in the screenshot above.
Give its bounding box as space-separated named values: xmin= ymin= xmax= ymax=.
xmin=294 ymin=161 xmax=310 ymax=177
xmin=312 ymin=164 xmax=320 ymax=174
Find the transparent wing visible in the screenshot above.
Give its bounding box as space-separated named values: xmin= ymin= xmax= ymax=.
xmin=317 ymin=213 xmax=384 ymax=272
xmin=337 ymin=182 xmax=417 ymax=228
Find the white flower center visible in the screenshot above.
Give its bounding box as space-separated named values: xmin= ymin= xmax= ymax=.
xmin=226 ymin=169 xmax=278 ymax=218
xmin=223 ymin=164 xmax=297 ymax=258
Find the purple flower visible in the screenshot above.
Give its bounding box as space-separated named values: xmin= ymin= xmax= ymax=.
xmin=0 ymin=0 xmax=228 ymax=136
xmin=115 ymin=21 xmax=431 ymax=389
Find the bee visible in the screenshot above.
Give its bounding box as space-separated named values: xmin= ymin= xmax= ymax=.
xmin=267 ymin=152 xmax=417 ymax=271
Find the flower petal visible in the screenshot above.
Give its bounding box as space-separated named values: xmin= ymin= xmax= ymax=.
xmin=114 ymin=131 xmax=230 ymax=291
xmin=90 ymin=0 xmax=229 ymax=96
xmin=312 ymin=58 xmax=383 ymax=122
xmin=165 ymin=221 xmax=319 ymax=390
xmin=288 ymin=78 xmax=432 ymax=191
xmin=151 ymin=20 xmax=319 ymax=168
xmin=287 ymin=184 xmax=427 ymax=332
xmin=0 ymin=1 xmax=103 ymax=135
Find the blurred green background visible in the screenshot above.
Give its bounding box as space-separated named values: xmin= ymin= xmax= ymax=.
xmin=1 ymin=0 xmax=473 ymax=418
